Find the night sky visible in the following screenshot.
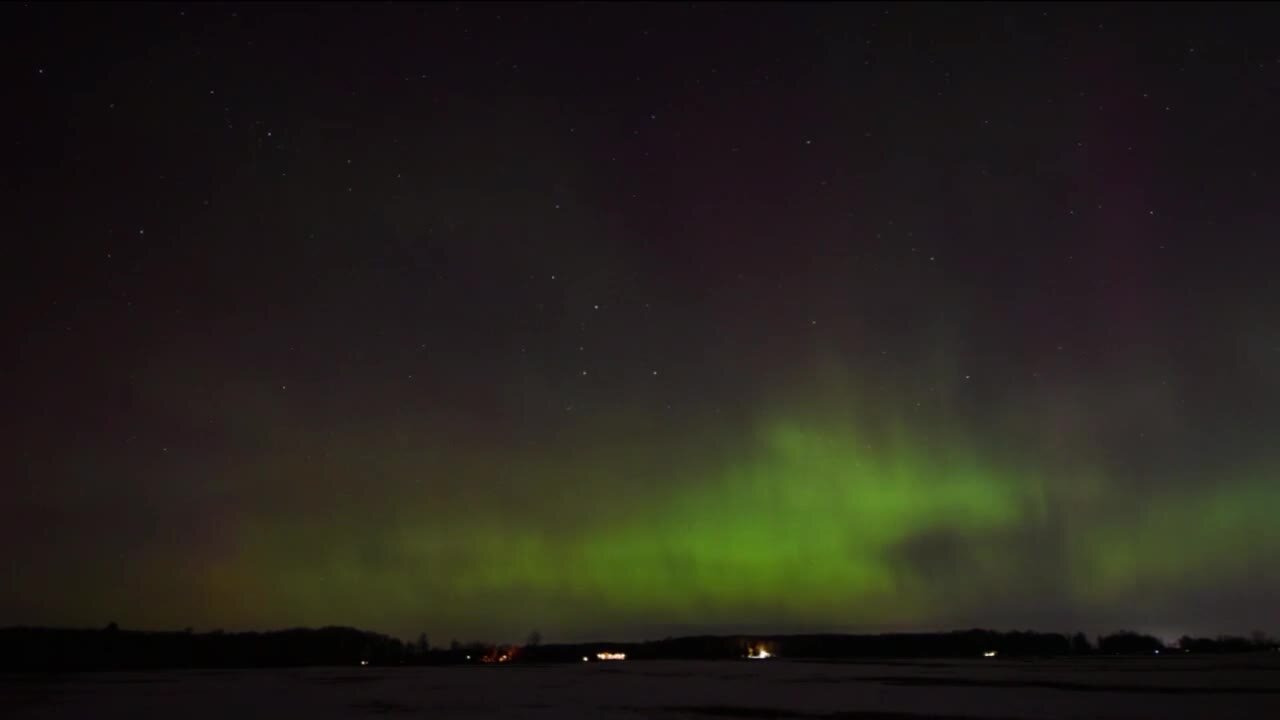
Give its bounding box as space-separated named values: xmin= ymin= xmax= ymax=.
xmin=5 ymin=2 xmax=1280 ymax=644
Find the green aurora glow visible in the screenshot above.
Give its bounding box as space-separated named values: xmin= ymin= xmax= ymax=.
xmin=62 ymin=369 xmax=1267 ymax=642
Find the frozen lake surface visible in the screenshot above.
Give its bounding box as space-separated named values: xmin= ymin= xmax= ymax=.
xmin=4 ymin=655 xmax=1279 ymax=719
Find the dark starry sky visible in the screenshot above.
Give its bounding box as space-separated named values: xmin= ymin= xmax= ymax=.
xmin=4 ymin=2 xmax=1280 ymax=642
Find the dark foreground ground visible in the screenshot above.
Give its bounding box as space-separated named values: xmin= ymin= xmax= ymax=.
xmin=4 ymin=655 xmax=1279 ymax=719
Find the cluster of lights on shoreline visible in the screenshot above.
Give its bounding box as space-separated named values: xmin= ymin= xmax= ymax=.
xmin=480 ymin=646 xmax=518 ymax=663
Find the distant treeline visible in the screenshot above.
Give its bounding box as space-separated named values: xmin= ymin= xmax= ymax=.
xmin=0 ymin=625 xmax=405 ymax=671
xmin=1 ymin=624 xmax=1276 ymax=671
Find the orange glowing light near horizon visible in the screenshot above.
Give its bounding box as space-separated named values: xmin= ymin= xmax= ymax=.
xmin=596 ymin=651 xmax=626 ymax=661
xmin=480 ymin=646 xmax=519 ymax=664
xmin=746 ymin=644 xmax=774 ymax=659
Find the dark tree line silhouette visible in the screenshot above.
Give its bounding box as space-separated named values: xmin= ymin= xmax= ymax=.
xmin=1177 ymin=632 xmax=1279 ymax=654
xmin=0 ymin=625 xmax=405 ymax=671
xmin=1 ymin=624 xmax=1275 ymax=671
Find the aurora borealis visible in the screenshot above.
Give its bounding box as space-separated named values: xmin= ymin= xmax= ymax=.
xmin=5 ymin=3 xmax=1280 ymax=643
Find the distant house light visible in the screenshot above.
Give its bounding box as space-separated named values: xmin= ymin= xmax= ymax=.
xmin=747 ymin=647 xmax=772 ymax=660
xmin=596 ymin=651 xmax=626 ymax=661
xmin=582 ymin=656 xmax=589 ymax=662
xmin=360 ymin=660 xmax=368 ymax=666
xmin=983 ymin=651 xmax=998 ymax=658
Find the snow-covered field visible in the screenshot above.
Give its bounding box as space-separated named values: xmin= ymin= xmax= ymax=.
xmin=4 ymin=655 xmax=1279 ymax=719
